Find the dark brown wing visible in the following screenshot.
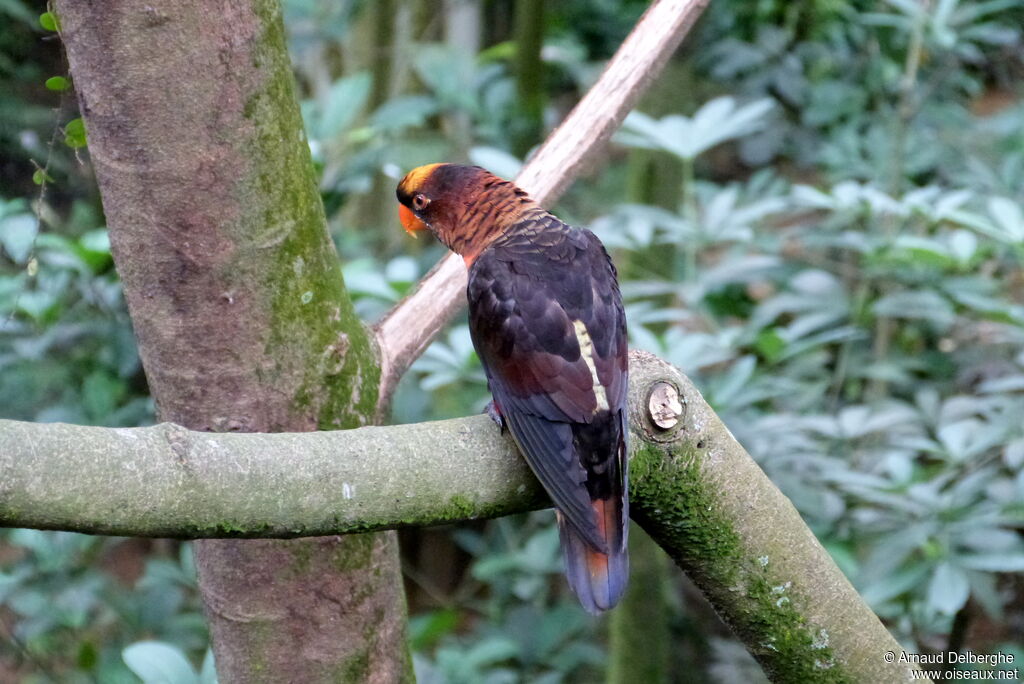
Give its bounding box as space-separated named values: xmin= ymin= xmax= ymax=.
xmin=466 ymin=213 xmax=628 ymax=552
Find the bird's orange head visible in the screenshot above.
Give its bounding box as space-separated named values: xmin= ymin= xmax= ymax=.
xmin=396 ymin=163 xmax=537 ymax=264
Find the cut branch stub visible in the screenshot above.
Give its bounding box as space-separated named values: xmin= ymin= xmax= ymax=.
xmin=648 ymin=381 xmax=683 ymax=430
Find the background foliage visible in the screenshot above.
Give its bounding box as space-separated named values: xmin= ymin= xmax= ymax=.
xmin=1 ymin=0 xmax=1022 ymax=681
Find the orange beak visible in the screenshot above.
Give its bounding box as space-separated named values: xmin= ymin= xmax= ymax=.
xmin=399 ymin=204 xmax=427 ymax=237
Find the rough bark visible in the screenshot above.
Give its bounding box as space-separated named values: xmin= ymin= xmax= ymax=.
xmin=0 ymin=352 xmax=927 ymax=683
xmin=53 ymin=2 xmax=410 ymax=681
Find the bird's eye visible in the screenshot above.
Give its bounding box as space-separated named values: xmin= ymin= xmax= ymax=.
xmin=412 ymin=194 xmax=430 ymax=211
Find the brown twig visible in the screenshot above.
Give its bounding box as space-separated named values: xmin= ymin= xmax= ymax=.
xmin=372 ymin=0 xmax=710 ymax=414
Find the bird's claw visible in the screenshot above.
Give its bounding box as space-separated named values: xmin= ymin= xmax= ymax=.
xmin=484 ymin=400 xmax=505 ymax=433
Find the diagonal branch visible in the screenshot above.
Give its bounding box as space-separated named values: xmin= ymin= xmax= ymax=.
xmin=0 ymin=351 xmax=923 ymax=683
xmin=372 ymin=0 xmax=709 ymax=412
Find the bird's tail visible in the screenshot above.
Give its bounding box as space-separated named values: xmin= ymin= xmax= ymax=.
xmin=557 ymin=498 xmax=629 ymax=614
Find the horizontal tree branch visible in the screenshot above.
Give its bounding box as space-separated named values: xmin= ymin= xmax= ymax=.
xmin=2 ymin=351 xmax=922 ymax=682
xmin=372 ymin=0 xmax=709 ymax=413
xmin=0 ymin=414 xmax=545 ymax=539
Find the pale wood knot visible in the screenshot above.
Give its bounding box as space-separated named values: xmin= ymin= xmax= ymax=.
xmin=648 ymin=381 xmax=683 ymax=430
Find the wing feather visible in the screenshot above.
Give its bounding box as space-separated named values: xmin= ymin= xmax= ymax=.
xmin=500 ymin=405 xmax=608 ymax=552
xmin=468 ymin=217 xmax=628 ymax=556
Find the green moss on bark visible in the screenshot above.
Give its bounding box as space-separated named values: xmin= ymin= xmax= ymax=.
xmin=242 ymin=0 xmax=381 ymax=432
xmin=328 ymin=533 xmax=377 ymax=572
xmin=341 ymin=650 xmax=370 ymax=682
xmin=629 ymin=442 xmax=743 ymax=577
xmin=629 ymin=442 xmax=851 ymax=683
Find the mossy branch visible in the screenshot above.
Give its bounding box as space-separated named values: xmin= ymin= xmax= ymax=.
xmin=2 ymin=351 xmax=925 ymax=683
xmin=625 ymin=352 xmax=927 ymax=683
xmin=0 ymin=413 xmax=545 ymax=538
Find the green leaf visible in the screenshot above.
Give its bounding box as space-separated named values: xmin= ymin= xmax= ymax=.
xmin=45 ymin=75 xmax=69 ymax=91
xmin=927 ymin=563 xmax=969 ymax=614
xmin=77 ymin=640 xmax=99 ymax=670
xmin=79 ymin=228 xmax=111 ymax=255
xmin=65 ymin=229 xmax=114 ymax=273
xmin=890 ymin=236 xmax=954 ymax=269
xmin=860 ymin=563 xmax=931 ymax=606
xmin=410 ymin=44 xmax=479 ymax=112
xmin=64 ymin=117 xmax=87 ymax=148
xmin=958 ymin=554 xmax=1024 ymax=572
xmin=316 ymin=72 xmax=372 ymax=139
xmin=1 ymin=0 xmax=37 ymax=25
xmin=198 ymin=649 xmax=217 ymax=684
xmin=460 ymin=635 xmax=520 ymax=668
xmin=31 ymin=168 xmax=54 ymax=185
xmin=754 ymin=328 xmax=786 ymax=363
xmin=16 ymin=289 xmax=57 ymax=320
xmin=468 ymin=146 xmax=523 ymax=181
xmin=873 ymin=290 xmax=955 ymax=329
xmin=83 ymin=370 xmax=126 ymax=421
xmin=369 ymin=95 xmax=438 ymax=132
xmin=948 ymin=230 xmax=977 ymax=265
xmin=0 ymin=213 xmax=38 ymax=263
xmin=618 ymin=97 xmax=775 ymax=161
xmin=39 ymin=10 xmax=59 ymax=31
xmin=987 ymin=197 xmax=1024 ymax=241
xmin=123 ymin=641 xmax=199 ymax=684
xmin=409 ymin=608 xmax=459 ymax=651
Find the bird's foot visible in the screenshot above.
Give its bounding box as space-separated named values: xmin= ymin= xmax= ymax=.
xmin=484 ymin=400 xmax=505 ymax=433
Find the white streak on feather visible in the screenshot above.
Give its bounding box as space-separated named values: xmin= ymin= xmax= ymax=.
xmin=573 ymin=320 xmax=609 ymax=413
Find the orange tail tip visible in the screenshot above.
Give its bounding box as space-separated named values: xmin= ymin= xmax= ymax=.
xmin=557 ymin=500 xmax=629 ymax=614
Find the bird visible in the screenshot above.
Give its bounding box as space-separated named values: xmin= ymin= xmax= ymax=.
xmin=396 ymin=163 xmax=629 ymax=613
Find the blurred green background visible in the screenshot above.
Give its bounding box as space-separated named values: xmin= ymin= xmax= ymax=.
xmin=2 ymin=0 xmax=1023 ymax=681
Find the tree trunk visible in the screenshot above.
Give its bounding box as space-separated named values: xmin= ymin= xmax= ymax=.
xmin=511 ymin=0 xmax=545 ymax=157
xmin=443 ymin=0 xmax=482 ymax=158
xmin=53 ymin=1 xmax=411 ymax=681
xmin=607 ymin=525 xmax=672 ymax=684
